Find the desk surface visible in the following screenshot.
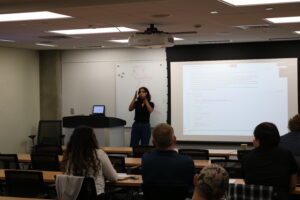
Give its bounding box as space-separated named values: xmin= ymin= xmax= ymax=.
xmin=18 ymin=154 xmax=210 ymax=169
xmin=61 ymin=146 xmax=237 ymax=156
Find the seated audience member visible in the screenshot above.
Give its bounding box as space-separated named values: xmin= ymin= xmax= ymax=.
xmin=61 ymin=126 xmax=118 ymax=197
xmin=142 ymin=123 xmax=195 ymax=188
xmin=192 ymin=164 xmax=229 ymax=200
xmin=280 ymin=114 xmax=300 ymax=155
xmin=242 ymin=122 xmax=298 ymax=200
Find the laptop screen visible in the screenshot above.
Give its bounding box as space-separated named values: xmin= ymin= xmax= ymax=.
xmin=92 ymin=105 xmax=105 ymax=115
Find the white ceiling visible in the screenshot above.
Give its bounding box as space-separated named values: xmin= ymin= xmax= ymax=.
xmin=0 ymin=0 xmax=299 ymax=50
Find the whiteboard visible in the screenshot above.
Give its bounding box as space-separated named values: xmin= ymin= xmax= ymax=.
xmin=116 ymin=61 xmax=168 ymax=127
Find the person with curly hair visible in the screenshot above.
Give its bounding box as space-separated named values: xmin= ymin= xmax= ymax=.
xmin=280 ymin=114 xmax=300 ymax=155
xmin=61 ymin=126 xmax=118 ymax=196
xmin=192 ymin=164 xmax=229 ymax=200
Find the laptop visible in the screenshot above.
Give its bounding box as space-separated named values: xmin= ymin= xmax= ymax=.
xmin=92 ymin=105 xmax=105 ymax=116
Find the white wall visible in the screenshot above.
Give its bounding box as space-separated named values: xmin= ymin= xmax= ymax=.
xmin=0 ymin=47 xmax=40 ymax=153
xmin=62 ymin=48 xmax=166 ymax=146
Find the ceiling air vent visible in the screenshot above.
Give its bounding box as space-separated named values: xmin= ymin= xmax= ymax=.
xmin=233 ymin=24 xmax=276 ymax=30
xmin=198 ymin=40 xmax=232 ymax=44
xmin=269 ymin=37 xmax=300 ymax=41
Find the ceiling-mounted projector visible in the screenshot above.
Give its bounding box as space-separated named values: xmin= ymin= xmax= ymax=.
xmin=128 ymin=24 xmax=174 ymax=48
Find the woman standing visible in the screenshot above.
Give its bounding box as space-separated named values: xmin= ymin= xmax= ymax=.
xmin=61 ymin=126 xmax=118 ymax=197
xmin=129 ymin=87 xmax=154 ymax=146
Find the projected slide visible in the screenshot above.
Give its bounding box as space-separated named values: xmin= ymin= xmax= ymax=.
xmin=171 ymin=58 xmax=298 ymax=142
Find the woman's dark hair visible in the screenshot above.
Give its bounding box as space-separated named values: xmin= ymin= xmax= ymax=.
xmin=288 ymin=114 xmax=300 ymax=132
xmin=254 ymin=122 xmax=280 ymax=148
xmin=137 ymin=86 xmax=151 ymax=102
xmin=61 ymin=126 xmax=101 ymax=176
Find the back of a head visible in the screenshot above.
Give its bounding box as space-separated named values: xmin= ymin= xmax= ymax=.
xmin=194 ymin=164 xmax=229 ymax=200
xmin=254 ymin=122 xmax=280 ymax=148
xmin=288 ymin=114 xmax=300 ymax=132
xmin=152 ymin=123 xmax=174 ymax=149
xmin=62 ymin=126 xmax=100 ymax=176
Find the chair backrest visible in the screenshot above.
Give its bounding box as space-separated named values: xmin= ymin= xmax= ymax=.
xmin=211 ymin=159 xmax=242 ymax=178
xmin=178 ymin=149 xmax=209 ymax=160
xmin=33 ymin=144 xmax=63 ymax=155
xmin=77 ymin=177 xmax=98 ymax=200
xmin=5 ymin=170 xmax=46 ymax=198
xmin=228 ymin=183 xmax=274 ymax=200
xmin=37 ymin=120 xmax=62 ymax=146
xmin=31 ymin=153 xmax=61 ymax=171
xmin=108 ymin=155 xmax=127 ymax=173
xmin=142 ymin=183 xmax=188 ymax=200
xmin=0 ymin=154 xmax=19 ymax=169
xmin=237 ymin=150 xmax=252 ymax=161
xmin=294 ymin=155 xmax=300 ymax=185
xmin=56 ymin=175 xmax=97 ymax=200
xmin=132 ymin=145 xmax=155 ymax=158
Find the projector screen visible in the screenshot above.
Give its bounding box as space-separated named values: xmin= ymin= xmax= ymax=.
xmin=171 ymin=58 xmax=298 ymax=142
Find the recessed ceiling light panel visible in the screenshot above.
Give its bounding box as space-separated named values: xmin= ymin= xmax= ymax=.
xmin=109 ymin=39 xmax=128 ymax=43
xmin=0 ymin=11 xmax=71 ymax=22
xmin=219 ymin=0 xmax=300 ymax=6
xmin=49 ymin=27 xmax=137 ymax=35
xmin=36 ymin=43 xmax=57 ymax=47
xmin=0 ymin=39 xmax=15 ymax=42
xmin=265 ymin=16 xmax=300 ymax=23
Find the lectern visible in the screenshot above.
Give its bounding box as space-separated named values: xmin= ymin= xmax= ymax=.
xmin=62 ymin=115 xmax=126 ymax=146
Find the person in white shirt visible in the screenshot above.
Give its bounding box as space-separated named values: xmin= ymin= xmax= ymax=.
xmin=61 ymin=126 xmax=118 ymax=196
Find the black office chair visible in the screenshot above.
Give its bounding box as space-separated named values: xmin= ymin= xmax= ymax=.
xmin=237 ymin=150 xmax=252 ymax=161
xmin=109 ymin=155 xmax=127 ymax=173
xmin=33 ymin=144 xmax=63 ymax=155
xmin=0 ymin=154 xmax=19 ymax=169
xmin=5 ymin=170 xmax=48 ymax=198
xmin=211 ymin=159 xmax=242 ymax=178
xmin=142 ymin=183 xmax=188 ymax=200
xmin=132 ymin=145 xmax=155 ymax=158
xmin=178 ymin=149 xmax=209 ymax=160
xmin=31 ymin=154 xmax=61 ymax=171
xmin=77 ymin=177 xmax=98 ymax=200
xmin=37 ymin=120 xmax=63 ymax=146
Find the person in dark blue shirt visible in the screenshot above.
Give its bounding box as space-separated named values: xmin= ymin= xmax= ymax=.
xmin=128 ymin=87 xmax=154 ymax=147
xmin=280 ymin=114 xmax=300 ymax=155
xmin=141 ymin=123 xmax=195 ymax=188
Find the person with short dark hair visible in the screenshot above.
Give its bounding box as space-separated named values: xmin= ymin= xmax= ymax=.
xmin=129 ymin=87 xmax=154 ymax=146
xmin=280 ymin=114 xmax=300 ymax=155
xmin=242 ymin=122 xmax=298 ymax=200
xmin=192 ymin=164 xmax=229 ymax=200
xmin=142 ymin=123 xmax=195 ymax=188
xmin=61 ymin=126 xmax=118 ymax=196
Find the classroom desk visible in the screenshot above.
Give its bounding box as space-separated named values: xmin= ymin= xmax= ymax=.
xmin=61 ymin=146 xmax=237 ymax=157
xmin=0 ymin=197 xmax=54 ymax=200
xmin=1 ymin=169 xmax=299 ymax=195
xmin=18 ymin=154 xmax=210 ymax=169
xmin=0 ymin=169 xmax=62 ymax=183
xmin=125 ymin=157 xmax=210 ymax=169
xmin=114 ymin=175 xmax=300 ymax=195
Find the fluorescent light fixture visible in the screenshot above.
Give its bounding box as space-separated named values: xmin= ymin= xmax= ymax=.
xmin=36 ymin=43 xmax=57 ymax=47
xmin=219 ymin=0 xmax=300 ymax=6
xmin=0 ymin=39 xmax=15 ymax=42
xmin=0 ymin=11 xmax=71 ymax=22
xmin=174 ymin=37 xmax=184 ymax=41
xmin=110 ymin=39 xmax=128 ymax=43
xmin=49 ymin=27 xmax=137 ymax=35
xmin=265 ymin=16 xmax=300 ymax=23
xmin=294 ymin=31 xmax=300 ymax=34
